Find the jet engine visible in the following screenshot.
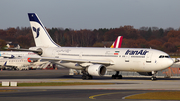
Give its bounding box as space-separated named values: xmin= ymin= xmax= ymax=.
xmin=86 ymin=64 xmax=106 ymax=76
xmin=138 ymin=72 xmax=152 ymax=76
xmin=27 ymin=58 xmax=38 ymax=63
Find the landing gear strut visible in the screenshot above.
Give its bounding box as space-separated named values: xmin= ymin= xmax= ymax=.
xmin=112 ymin=71 xmax=122 ymax=79
xmin=151 ymin=71 xmax=157 ymax=81
xmin=81 ymin=70 xmax=93 ymax=80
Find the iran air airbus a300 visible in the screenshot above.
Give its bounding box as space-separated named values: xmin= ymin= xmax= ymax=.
xmin=27 ymin=13 xmax=173 ymax=80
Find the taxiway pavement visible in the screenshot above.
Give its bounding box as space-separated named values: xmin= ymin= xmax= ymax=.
xmin=0 ymin=69 xmax=180 ymax=101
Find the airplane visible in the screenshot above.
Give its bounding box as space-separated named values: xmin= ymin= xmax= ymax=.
xmin=0 ymin=57 xmax=50 ymax=70
xmin=0 ymin=51 xmax=51 ymax=70
xmin=0 ymin=51 xmax=39 ymax=58
xmin=0 ymin=57 xmax=35 ymax=70
xmin=24 ymin=13 xmax=173 ymax=80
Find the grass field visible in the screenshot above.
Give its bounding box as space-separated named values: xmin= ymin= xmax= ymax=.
xmin=125 ymin=91 xmax=180 ymax=100
xmin=0 ymin=82 xmax=113 ymax=87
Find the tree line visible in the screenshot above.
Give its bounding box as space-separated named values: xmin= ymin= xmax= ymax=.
xmin=0 ymin=26 xmax=180 ymax=54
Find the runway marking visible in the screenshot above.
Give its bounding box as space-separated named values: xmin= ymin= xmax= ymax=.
xmin=51 ymin=79 xmax=75 ymax=81
xmin=89 ymin=92 xmax=121 ymax=99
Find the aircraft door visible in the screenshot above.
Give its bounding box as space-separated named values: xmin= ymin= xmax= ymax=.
xmin=146 ymin=53 xmax=152 ymax=63
xmin=125 ymin=55 xmax=130 ymax=62
xmin=79 ymin=52 xmax=83 ymax=59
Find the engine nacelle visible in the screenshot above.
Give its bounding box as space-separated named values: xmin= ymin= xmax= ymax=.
xmin=138 ymin=72 xmax=152 ymax=76
xmin=27 ymin=58 xmax=38 ymax=63
xmin=87 ymin=64 xmax=106 ymax=76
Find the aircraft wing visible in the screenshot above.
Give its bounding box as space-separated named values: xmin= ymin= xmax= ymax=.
xmin=29 ymin=57 xmax=114 ymax=65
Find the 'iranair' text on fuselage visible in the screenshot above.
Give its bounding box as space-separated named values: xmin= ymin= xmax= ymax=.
xmin=125 ymin=50 xmax=149 ymax=55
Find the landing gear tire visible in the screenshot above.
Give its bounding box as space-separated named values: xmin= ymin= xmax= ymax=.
xmin=82 ymin=75 xmax=93 ymax=80
xmin=117 ymin=75 xmax=122 ymax=79
xmin=112 ymin=75 xmax=115 ymax=79
xmin=86 ymin=75 xmax=93 ymax=79
xmin=151 ymin=77 xmax=157 ymax=81
xmin=111 ymin=75 xmax=122 ymax=79
xmin=82 ymin=75 xmax=86 ymax=80
xmin=112 ymin=71 xmax=122 ymax=79
xmin=151 ymin=71 xmax=157 ymax=81
xmin=81 ymin=69 xmax=93 ymax=80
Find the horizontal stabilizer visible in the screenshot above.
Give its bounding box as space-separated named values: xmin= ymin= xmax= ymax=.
xmin=0 ymin=54 xmax=14 ymax=58
xmin=8 ymin=48 xmax=42 ymax=55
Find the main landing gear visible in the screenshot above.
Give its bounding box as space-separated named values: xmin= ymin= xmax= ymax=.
xmin=112 ymin=71 xmax=122 ymax=79
xmin=81 ymin=70 xmax=93 ymax=80
xmin=151 ymin=71 xmax=157 ymax=81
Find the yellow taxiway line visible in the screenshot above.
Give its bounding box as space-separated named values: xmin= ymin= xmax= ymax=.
xmin=89 ymin=92 xmax=121 ymax=99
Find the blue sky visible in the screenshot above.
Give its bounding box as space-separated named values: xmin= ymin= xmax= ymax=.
xmin=1 ymin=0 xmax=180 ymax=30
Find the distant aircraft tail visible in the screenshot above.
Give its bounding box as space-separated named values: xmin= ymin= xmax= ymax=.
xmin=111 ymin=36 xmax=123 ymax=48
xmin=28 ymin=13 xmax=60 ymax=47
xmin=3 ymin=61 xmax=7 ymax=66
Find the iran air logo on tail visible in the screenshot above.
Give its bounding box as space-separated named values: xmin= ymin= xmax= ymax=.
xmin=32 ymin=27 xmax=40 ymax=38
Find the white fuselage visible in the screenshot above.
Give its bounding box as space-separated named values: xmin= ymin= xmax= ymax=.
xmin=0 ymin=51 xmax=39 ymax=58
xmin=0 ymin=57 xmax=47 ymax=69
xmin=0 ymin=58 xmax=32 ymax=68
xmin=40 ymin=47 xmax=173 ymax=72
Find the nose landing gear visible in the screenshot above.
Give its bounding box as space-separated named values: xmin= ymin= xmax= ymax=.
xmin=151 ymin=71 xmax=157 ymax=81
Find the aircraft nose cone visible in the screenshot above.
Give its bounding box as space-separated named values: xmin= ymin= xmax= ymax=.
xmin=167 ymin=59 xmax=174 ymax=67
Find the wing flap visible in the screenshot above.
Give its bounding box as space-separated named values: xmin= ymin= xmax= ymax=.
xmin=29 ymin=57 xmax=114 ymax=65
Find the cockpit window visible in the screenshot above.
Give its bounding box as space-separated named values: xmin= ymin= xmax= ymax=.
xmin=159 ymin=55 xmax=170 ymax=58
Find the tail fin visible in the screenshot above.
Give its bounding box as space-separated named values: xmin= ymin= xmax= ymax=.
xmin=3 ymin=61 xmax=7 ymax=66
xmin=110 ymin=36 xmax=123 ymax=48
xmin=28 ymin=13 xmax=60 ymax=47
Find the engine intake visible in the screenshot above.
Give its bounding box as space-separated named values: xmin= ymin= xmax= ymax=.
xmin=87 ymin=64 xmax=106 ymax=76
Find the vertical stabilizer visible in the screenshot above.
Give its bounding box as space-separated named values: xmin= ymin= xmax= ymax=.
xmin=28 ymin=13 xmax=60 ymax=47
xmin=111 ymin=36 xmax=123 ymax=48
